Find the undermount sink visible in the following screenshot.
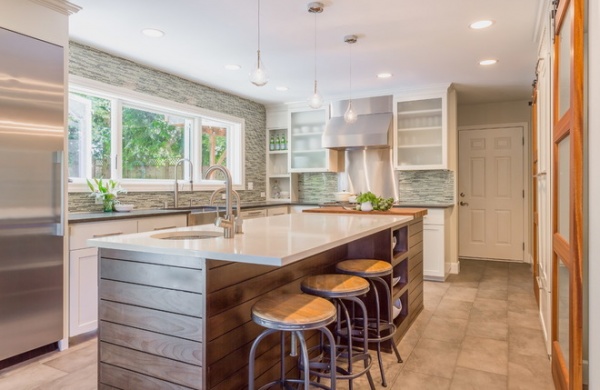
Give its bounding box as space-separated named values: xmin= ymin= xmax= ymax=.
xmin=151 ymin=231 xmax=222 ymax=240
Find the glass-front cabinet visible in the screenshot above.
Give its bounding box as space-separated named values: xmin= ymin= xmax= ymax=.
xmin=266 ymin=107 xmax=295 ymax=201
xmin=393 ymin=86 xmax=456 ymax=170
xmin=289 ymin=107 xmax=341 ymax=173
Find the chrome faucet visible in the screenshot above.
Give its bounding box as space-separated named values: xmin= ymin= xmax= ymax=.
xmin=174 ymin=158 xmax=194 ymax=208
xmin=210 ymin=187 xmax=243 ymax=234
xmin=205 ymin=165 xmax=235 ymax=238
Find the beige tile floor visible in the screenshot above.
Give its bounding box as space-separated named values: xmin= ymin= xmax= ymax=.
xmin=0 ymin=259 xmax=554 ymax=389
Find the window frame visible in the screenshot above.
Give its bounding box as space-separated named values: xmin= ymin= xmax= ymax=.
xmin=68 ymin=75 xmax=246 ymax=193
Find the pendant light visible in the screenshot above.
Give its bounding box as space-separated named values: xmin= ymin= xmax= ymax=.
xmin=344 ymin=35 xmax=358 ymax=123
xmin=250 ymin=0 xmax=268 ymax=86
xmin=307 ymin=2 xmax=324 ymax=109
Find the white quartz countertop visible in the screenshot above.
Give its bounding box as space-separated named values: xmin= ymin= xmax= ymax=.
xmin=87 ymin=212 xmax=412 ymax=266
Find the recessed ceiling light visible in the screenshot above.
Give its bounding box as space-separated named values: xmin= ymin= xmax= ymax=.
xmin=141 ymin=28 xmax=165 ymax=38
xmin=275 ymin=86 xmax=289 ymax=91
xmin=479 ymin=59 xmax=498 ymax=66
xmin=377 ymin=72 xmax=393 ymax=79
xmin=469 ymin=20 xmax=494 ymax=29
xmin=224 ymin=64 xmax=241 ymax=70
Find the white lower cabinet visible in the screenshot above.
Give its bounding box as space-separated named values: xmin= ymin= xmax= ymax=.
xmin=69 ymin=247 xmax=100 ymax=335
xmin=240 ymin=209 xmax=267 ymax=219
xmin=68 ymin=214 xmax=186 ymax=337
xmin=267 ymin=206 xmax=289 ymax=216
xmin=423 ymin=208 xmax=451 ymax=281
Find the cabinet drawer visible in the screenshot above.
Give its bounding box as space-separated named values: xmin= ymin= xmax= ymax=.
xmin=423 ymin=208 xmax=447 ymax=225
xmin=240 ymin=209 xmax=267 ymax=219
xmin=137 ymin=214 xmax=187 ymax=232
xmin=267 ymin=206 xmax=288 ymax=216
xmin=70 ymin=220 xmax=137 ymax=250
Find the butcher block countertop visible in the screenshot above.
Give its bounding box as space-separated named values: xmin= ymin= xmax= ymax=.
xmin=303 ymin=206 xmax=428 ymax=218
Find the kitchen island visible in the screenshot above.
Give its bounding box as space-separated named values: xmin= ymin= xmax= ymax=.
xmin=89 ymin=212 xmax=423 ymax=390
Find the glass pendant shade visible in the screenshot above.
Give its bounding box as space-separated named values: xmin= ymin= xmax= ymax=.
xmin=250 ymin=50 xmax=268 ymax=86
xmin=308 ymin=80 xmax=323 ymax=109
xmin=344 ymin=100 xmax=358 ymax=123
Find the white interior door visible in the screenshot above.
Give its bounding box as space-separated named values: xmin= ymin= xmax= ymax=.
xmin=458 ymin=126 xmax=525 ymax=261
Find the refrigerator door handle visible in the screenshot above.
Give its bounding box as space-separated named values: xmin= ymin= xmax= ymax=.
xmin=53 ymin=151 xmax=64 ymax=237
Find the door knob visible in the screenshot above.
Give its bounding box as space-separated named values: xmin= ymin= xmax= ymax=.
xmin=460 ymin=192 xmax=466 ymax=197
xmin=460 ymin=201 xmax=469 ymax=206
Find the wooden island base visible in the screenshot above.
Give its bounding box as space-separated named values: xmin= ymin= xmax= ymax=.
xmin=96 ymin=216 xmax=423 ymax=390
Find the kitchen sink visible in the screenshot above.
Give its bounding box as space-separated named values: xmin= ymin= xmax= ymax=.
xmin=163 ymin=206 xmax=226 ymax=226
xmin=151 ymin=231 xmax=222 ymax=240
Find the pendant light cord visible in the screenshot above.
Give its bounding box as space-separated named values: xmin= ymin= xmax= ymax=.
xmin=349 ymin=41 xmax=353 ymax=100
xmin=257 ymin=0 xmax=261 ymax=66
xmin=313 ymin=12 xmax=317 ymax=93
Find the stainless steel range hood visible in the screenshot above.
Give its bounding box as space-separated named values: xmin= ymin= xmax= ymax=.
xmin=322 ymin=95 xmax=393 ymax=150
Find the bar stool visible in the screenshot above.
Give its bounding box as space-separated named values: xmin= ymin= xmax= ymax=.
xmin=336 ymin=259 xmax=403 ymax=387
xmin=301 ymin=274 xmax=376 ymax=390
xmin=248 ymin=293 xmax=337 ymax=390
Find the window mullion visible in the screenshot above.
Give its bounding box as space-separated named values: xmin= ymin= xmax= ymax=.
xmin=112 ymin=98 xmax=122 ymax=180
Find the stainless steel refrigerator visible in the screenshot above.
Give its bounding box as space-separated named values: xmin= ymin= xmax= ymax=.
xmin=0 ymin=27 xmax=65 ymax=361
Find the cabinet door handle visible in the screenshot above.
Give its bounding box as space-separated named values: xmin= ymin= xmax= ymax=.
xmin=459 ymin=201 xmax=469 ymax=206
xmin=93 ymin=232 xmax=123 ymax=238
xmin=153 ymin=226 xmax=177 ymax=231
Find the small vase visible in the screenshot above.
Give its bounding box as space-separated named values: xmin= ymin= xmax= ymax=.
xmin=103 ymin=198 xmax=114 ymax=212
xmin=360 ymin=201 xmax=373 ymax=212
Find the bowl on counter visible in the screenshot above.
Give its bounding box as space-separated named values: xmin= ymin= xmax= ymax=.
xmin=114 ymin=204 xmax=134 ymax=212
xmin=334 ymin=191 xmax=354 ymax=202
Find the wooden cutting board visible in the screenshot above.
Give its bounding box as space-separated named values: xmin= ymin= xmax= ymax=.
xmin=303 ymin=206 xmax=428 ymax=218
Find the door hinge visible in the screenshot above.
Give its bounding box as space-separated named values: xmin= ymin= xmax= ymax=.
xmin=523 ymin=189 xmax=525 ymax=198
xmin=522 ymin=137 xmax=525 ymax=145
xmin=523 ymin=242 xmax=525 ymax=251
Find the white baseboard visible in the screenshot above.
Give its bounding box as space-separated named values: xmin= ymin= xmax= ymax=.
xmin=58 ymin=338 xmax=69 ymax=351
xmin=450 ymin=261 xmax=460 ymax=274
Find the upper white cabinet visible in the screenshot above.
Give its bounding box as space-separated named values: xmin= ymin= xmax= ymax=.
xmin=266 ymin=106 xmax=295 ymax=201
xmin=289 ymin=107 xmax=341 ymax=173
xmin=394 ymin=86 xmax=456 ymax=170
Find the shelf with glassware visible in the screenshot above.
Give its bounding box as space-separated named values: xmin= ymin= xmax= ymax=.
xmin=393 ymin=87 xmax=456 ymax=170
xmin=266 ymin=127 xmax=296 ymax=201
xmin=289 ymin=107 xmax=342 ymax=173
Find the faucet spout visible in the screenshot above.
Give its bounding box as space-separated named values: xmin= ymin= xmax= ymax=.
xmin=174 ymin=158 xmax=194 ymax=208
xmin=210 ymin=187 xmax=243 ymax=234
xmin=205 ymin=165 xmax=235 ymax=238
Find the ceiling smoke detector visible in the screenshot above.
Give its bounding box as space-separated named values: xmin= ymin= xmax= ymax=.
xmin=307 ymin=2 xmax=324 ymax=13
xmin=344 ymin=35 xmax=357 ymax=44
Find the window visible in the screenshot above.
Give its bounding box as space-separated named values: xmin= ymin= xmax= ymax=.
xmin=68 ymin=80 xmax=245 ymax=190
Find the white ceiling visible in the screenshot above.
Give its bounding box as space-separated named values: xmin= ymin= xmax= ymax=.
xmin=68 ymin=0 xmax=543 ymax=107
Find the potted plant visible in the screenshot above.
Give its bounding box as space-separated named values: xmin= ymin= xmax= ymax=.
xmin=354 ymin=191 xmax=378 ymax=212
xmin=86 ymin=178 xmax=127 ymax=212
xmin=354 ymin=191 xmax=395 ymax=211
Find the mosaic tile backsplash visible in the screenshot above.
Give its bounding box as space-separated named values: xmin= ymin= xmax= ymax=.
xmin=297 ymin=173 xmax=339 ymax=203
xmin=396 ymin=170 xmax=455 ymax=204
xmin=68 ymin=42 xmax=266 ymax=212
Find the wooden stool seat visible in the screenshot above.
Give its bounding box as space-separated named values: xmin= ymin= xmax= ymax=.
xmin=301 ymin=274 xmax=370 ymax=298
xmin=336 ymin=259 xmax=392 ymax=278
xmin=249 ymin=293 xmax=337 ymax=390
xmin=252 ymin=293 xmax=336 ymax=330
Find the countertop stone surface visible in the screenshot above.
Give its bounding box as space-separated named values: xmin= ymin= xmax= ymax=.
xmin=88 ymin=212 xmax=412 ymax=267
xmin=69 ymin=201 xmax=318 ymax=223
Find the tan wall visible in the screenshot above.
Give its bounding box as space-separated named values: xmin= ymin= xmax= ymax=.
xmin=458 ymin=100 xmax=531 ymax=128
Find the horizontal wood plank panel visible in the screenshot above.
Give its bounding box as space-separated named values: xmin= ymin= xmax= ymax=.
xmin=99 ymin=383 xmax=121 ymax=390
xmin=206 ymin=246 xmax=344 ymax=318
xmin=100 ymin=363 xmax=196 ymax=390
xmin=100 ymin=301 xmax=202 ymax=342
xmin=101 ymin=248 xmax=203 ymax=270
xmin=206 ymin=262 xmax=277 ymax=293
xmin=100 ymin=279 xmax=203 ymax=317
xmin=408 ymin=252 xmax=423 ymax=274
xmin=100 ymin=343 xmax=201 ymax=389
xmin=101 ymin=321 xmax=202 ymax=365
xmin=101 ymin=258 xmax=204 ymax=294
xmin=409 ymin=220 xmax=423 ymax=236
xmin=408 ymin=241 xmax=423 ymax=262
